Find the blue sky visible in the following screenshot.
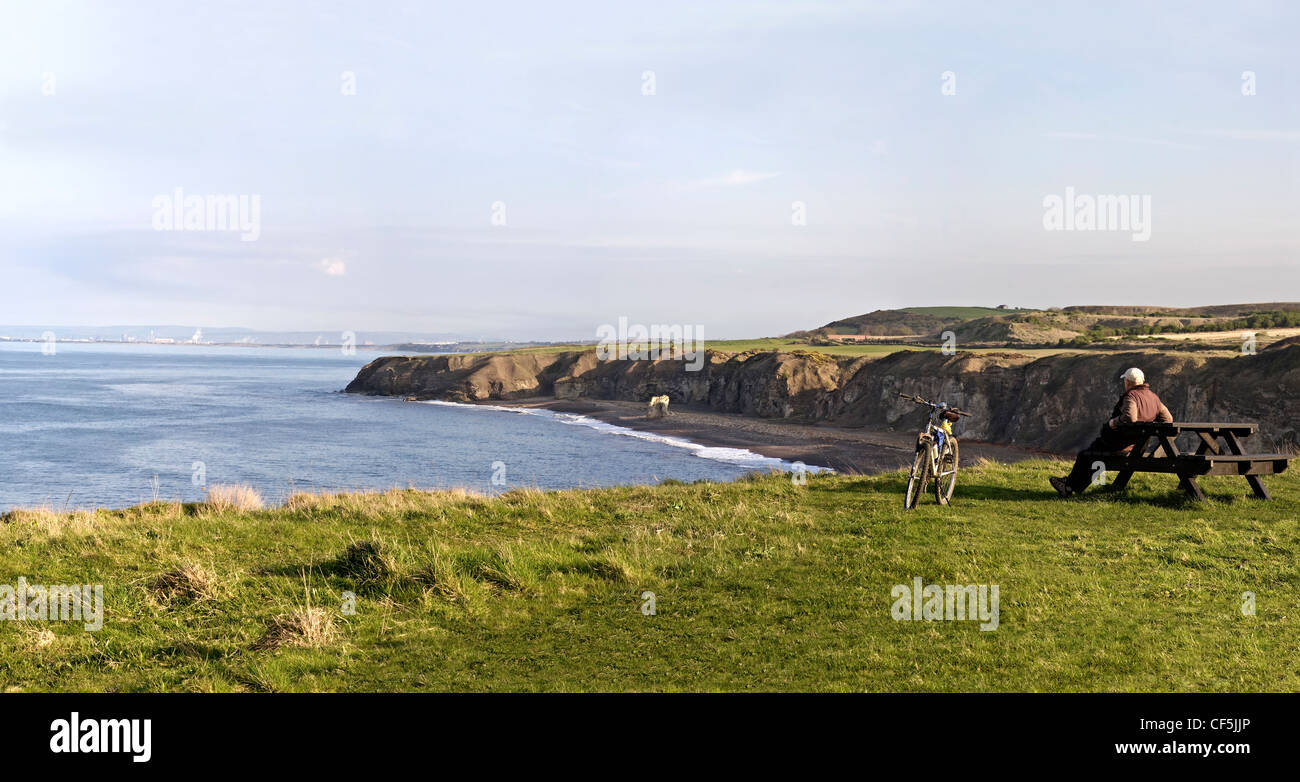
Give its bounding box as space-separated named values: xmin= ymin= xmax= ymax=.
xmin=1 ymin=1 xmax=1297 ymax=339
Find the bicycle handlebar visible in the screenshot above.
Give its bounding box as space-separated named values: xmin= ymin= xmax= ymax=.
xmin=896 ymin=392 xmax=973 ymax=417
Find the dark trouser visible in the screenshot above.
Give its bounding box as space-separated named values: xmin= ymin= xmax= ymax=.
xmin=1065 ymin=427 xmax=1141 ymax=492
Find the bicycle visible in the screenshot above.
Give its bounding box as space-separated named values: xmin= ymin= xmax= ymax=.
xmin=899 ymin=393 xmax=973 ymax=509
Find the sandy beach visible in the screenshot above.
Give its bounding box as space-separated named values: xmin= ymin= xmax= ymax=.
xmin=493 ymin=398 xmax=1058 ymax=474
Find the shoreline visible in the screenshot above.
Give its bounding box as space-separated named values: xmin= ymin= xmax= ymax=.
xmin=483 ymin=397 xmax=1059 ymax=475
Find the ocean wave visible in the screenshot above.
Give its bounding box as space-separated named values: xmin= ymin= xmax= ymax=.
xmin=416 ymin=400 xmax=834 ymax=474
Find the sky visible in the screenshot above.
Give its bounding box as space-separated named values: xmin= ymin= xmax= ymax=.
xmin=1 ymin=0 xmax=1297 ymax=340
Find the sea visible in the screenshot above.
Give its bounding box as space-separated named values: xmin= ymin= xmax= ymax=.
xmin=0 ymin=342 xmax=812 ymax=511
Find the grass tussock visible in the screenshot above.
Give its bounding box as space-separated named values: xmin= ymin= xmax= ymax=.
xmin=253 ymin=606 xmax=336 ymax=651
xmin=464 ymin=545 xmax=539 ymax=593
xmin=204 ymin=484 xmax=265 ymax=512
xmin=330 ymin=539 xmax=394 ymax=582
xmin=412 ymin=548 xmax=482 ymax=607
xmin=148 ymin=563 xmax=218 ymax=604
xmin=20 ymin=627 xmax=58 ymax=652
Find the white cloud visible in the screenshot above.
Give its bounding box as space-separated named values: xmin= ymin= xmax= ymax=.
xmin=319 ymin=257 xmax=347 ymax=276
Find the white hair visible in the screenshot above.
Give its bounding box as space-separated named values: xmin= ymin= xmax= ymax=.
xmin=1121 ymin=367 xmax=1145 ymax=385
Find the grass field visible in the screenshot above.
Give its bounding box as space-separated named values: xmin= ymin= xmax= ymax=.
xmin=899 ymin=306 xmax=1034 ymax=318
xmin=1132 ymin=327 xmax=1300 ymax=344
xmin=455 ymin=338 xmax=1104 ymax=359
xmin=3 ymin=461 xmax=1296 ymax=692
xmin=710 ymin=339 xmax=1103 ymax=358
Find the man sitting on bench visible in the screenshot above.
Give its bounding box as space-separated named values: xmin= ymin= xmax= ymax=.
xmin=1051 ymin=367 xmax=1173 ymax=497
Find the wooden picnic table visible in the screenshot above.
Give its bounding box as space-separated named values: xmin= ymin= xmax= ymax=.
xmin=1085 ymin=422 xmax=1291 ymax=500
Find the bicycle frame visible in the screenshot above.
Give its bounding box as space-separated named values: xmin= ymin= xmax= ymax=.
xmin=900 ymin=393 xmax=970 ymax=508
xmin=917 ymin=407 xmax=954 ymax=480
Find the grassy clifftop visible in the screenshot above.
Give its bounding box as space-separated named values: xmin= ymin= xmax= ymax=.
xmin=810 ymin=303 xmax=1300 ymax=347
xmin=2 ymin=462 xmax=1296 ymax=692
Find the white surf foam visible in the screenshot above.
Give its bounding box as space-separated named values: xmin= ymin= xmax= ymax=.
xmin=416 ymin=400 xmax=834 ymax=474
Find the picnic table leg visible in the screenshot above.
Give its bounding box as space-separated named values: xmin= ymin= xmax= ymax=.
xmin=1156 ymin=435 xmax=1181 ymax=458
xmin=1155 ymin=435 xmax=1187 ymax=496
xmin=1111 ymin=434 xmax=1148 ymax=491
xmin=1245 ymin=476 xmax=1271 ymax=500
xmin=1222 ymin=431 xmax=1245 ymax=455
xmin=1178 ymin=474 xmax=1207 ymax=501
xmin=1222 ymin=431 xmax=1272 ymax=500
xmin=1195 ymin=432 xmax=1220 ymax=455
xmin=1157 ymin=436 xmax=1210 ymax=500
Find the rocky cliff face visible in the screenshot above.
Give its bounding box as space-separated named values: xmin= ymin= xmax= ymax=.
xmin=345 ymin=344 xmax=1300 ymax=452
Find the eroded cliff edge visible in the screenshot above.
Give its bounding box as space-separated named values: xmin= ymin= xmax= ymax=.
xmin=345 ymin=345 xmax=1300 ymax=452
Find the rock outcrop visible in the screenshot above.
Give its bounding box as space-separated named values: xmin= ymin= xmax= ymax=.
xmin=345 ymin=345 xmax=1300 ymax=453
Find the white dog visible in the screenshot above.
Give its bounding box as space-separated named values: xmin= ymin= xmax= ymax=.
xmin=647 ymin=395 xmax=670 ymax=419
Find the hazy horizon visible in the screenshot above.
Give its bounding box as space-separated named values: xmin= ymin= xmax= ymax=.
xmin=3 ymin=1 xmax=1297 ymax=340
xmin=5 ymin=295 xmax=1300 ymax=344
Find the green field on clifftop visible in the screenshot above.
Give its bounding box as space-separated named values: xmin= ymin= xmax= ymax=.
xmin=2 ymin=461 xmax=1296 ymax=692
xmin=451 ymin=338 xmax=1103 ymax=360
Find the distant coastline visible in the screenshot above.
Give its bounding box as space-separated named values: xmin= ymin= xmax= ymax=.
xmin=0 ymin=336 xmax=572 ymax=353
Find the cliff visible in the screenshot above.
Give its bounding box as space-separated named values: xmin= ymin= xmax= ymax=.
xmin=345 ymin=344 xmax=1300 ymax=453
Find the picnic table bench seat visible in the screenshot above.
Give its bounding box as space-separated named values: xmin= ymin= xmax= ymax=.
xmin=1081 ymin=421 xmax=1291 ymax=500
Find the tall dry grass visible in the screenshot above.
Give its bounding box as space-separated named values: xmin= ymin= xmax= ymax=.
xmin=282 ymin=486 xmax=483 ymax=515
xmin=203 ymin=484 xmax=265 ymax=512
xmin=253 ymin=606 xmax=336 ymax=650
xmin=148 ymin=562 xmax=219 ymax=604
xmin=0 ymin=507 xmax=100 ymax=538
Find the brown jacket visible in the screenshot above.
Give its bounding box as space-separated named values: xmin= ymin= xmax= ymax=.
xmin=1108 ymin=384 xmax=1173 ymax=428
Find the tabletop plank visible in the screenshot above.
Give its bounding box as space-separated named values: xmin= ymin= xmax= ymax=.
xmin=1118 ymin=422 xmax=1258 ymax=433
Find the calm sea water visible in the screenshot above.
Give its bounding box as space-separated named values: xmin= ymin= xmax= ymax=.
xmin=0 ymin=342 xmax=806 ymax=511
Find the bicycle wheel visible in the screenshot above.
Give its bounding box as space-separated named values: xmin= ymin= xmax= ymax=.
xmin=904 ymin=444 xmax=931 ymax=509
xmin=935 ymin=438 xmax=959 ymax=505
